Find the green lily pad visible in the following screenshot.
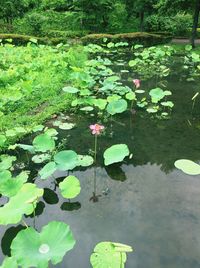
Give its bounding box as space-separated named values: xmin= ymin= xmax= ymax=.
xmin=0 ymin=183 xmax=43 ymax=225
xmin=32 ymin=125 xmax=44 ymax=132
xmin=0 ymin=155 xmax=17 ymax=171
xmin=16 ymin=144 xmax=35 ymax=154
xmin=106 ymin=99 xmax=128 ymax=115
xmin=125 ymin=92 xmax=136 ymax=101
xmin=11 ymin=221 xmax=76 ymax=268
xmin=104 ymin=144 xmax=130 ymax=166
xmin=63 ymin=86 xmax=79 ymax=93
xmin=59 ymin=176 xmax=81 ymax=199
xmin=39 ymin=162 xmax=57 ymax=180
xmin=135 ymin=90 xmax=145 ymax=94
xmin=149 ymin=88 xmax=166 ymax=103
xmin=174 ymin=159 xmax=200 ymax=175
xmin=80 ymin=106 xmax=94 ymax=112
xmin=44 ymin=128 xmax=58 ymax=137
xmin=54 ymin=150 xmax=78 ymax=171
xmin=32 ymin=154 xmax=51 ymax=164
xmin=58 ymin=123 xmax=75 ymax=130
xmin=92 ymin=99 xmax=107 ymax=110
xmin=77 ymin=155 xmax=94 ymax=167
xmin=90 ymin=242 xmax=133 ymax=268
xmin=33 ymin=134 xmax=55 ymax=152
xmin=161 ymin=101 xmax=174 ymax=108
xmin=0 ymin=170 xmax=28 ymax=197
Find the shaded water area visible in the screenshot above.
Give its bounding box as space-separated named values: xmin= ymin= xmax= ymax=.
xmin=1 ymin=51 xmax=200 ymax=267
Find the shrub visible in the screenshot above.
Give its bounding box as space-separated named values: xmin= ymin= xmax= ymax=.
xmin=145 ymin=13 xmax=192 ymax=37
xmin=81 ymin=32 xmax=171 ymax=46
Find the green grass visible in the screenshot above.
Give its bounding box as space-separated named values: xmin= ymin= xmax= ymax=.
xmin=0 ymin=43 xmax=87 ymax=148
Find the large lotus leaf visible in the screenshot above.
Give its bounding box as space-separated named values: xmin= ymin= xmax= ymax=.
xmin=90 ymin=242 xmax=133 ymax=268
xmin=54 ymin=150 xmax=78 ymax=171
xmin=11 ymin=221 xmax=76 ymax=268
xmin=0 ymin=155 xmax=16 ymax=171
xmin=0 ymin=257 xmax=18 ymax=268
xmin=92 ymin=99 xmax=107 ymax=110
xmin=0 ymin=183 xmax=43 ymax=225
xmin=149 ymin=88 xmax=166 ymax=103
xmin=104 ymin=144 xmax=130 ymax=166
xmin=174 ymin=159 xmax=200 ymax=175
xmin=39 ymin=162 xmax=57 ymax=180
xmin=77 ymin=155 xmax=94 ymax=167
xmin=0 ymin=170 xmax=28 ymax=197
xmin=33 ymin=134 xmax=55 ymax=152
xmin=106 ymin=99 xmax=128 ymax=115
xmin=59 ymin=176 xmax=81 ymax=199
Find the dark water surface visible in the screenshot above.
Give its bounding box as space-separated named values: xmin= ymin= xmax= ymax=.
xmin=0 ymin=54 xmax=200 ymax=267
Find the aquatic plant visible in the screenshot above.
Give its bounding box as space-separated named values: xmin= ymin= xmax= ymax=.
xmin=59 ymin=176 xmax=81 ymax=199
xmin=174 ymin=159 xmax=200 ymax=175
xmin=103 ymin=144 xmax=130 ymax=166
xmin=89 ymin=124 xmax=104 ymax=163
xmin=10 ymin=221 xmax=76 ymax=268
xmin=90 ymin=241 xmax=133 ymax=268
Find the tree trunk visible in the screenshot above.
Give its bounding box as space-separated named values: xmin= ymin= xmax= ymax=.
xmin=140 ymin=11 xmax=144 ymax=32
xmin=191 ymin=0 xmax=200 ymax=48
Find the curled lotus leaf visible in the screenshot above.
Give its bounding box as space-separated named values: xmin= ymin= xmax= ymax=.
xmin=39 ymin=162 xmax=57 ymax=180
xmin=11 ymin=221 xmax=76 ymax=268
xmin=90 ymin=242 xmax=133 ymax=268
xmin=0 ymin=170 xmax=29 ymax=197
xmin=0 ymin=183 xmax=43 ymax=225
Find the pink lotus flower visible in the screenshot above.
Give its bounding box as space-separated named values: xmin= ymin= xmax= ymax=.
xmin=89 ymin=124 xmax=104 ymax=135
xmin=133 ymin=79 xmax=141 ymax=88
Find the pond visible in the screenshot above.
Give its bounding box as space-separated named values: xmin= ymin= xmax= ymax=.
xmin=0 ymin=46 xmax=200 ymax=267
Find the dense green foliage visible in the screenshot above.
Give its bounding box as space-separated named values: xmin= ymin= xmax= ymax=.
xmin=0 ymin=0 xmax=199 ymax=40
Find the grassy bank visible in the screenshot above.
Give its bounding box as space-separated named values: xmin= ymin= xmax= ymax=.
xmin=0 ymin=43 xmax=87 ymax=149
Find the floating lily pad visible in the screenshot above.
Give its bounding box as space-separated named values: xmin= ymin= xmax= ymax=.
xmin=104 ymin=144 xmax=130 ymax=166
xmin=149 ymin=88 xmax=166 ymax=103
xmin=58 ymin=123 xmax=75 ymax=130
xmin=125 ymin=92 xmax=136 ymax=101
xmin=77 ymin=155 xmax=94 ymax=167
xmin=161 ymin=101 xmax=174 ymax=108
xmin=54 ymin=150 xmax=78 ymax=171
xmin=11 ymin=221 xmax=76 ymax=268
xmin=174 ymin=159 xmax=200 ymax=175
xmin=0 ymin=170 xmax=28 ymax=197
xmin=90 ymin=242 xmax=133 ymax=268
xmin=15 ymin=144 xmax=35 ymax=154
xmin=0 ymin=183 xmax=43 ymax=225
xmin=135 ymin=90 xmax=145 ymax=94
xmin=32 ymin=125 xmax=44 ymax=132
xmin=80 ymin=106 xmax=94 ymax=112
xmin=33 ymin=134 xmax=55 ymax=152
xmin=59 ymin=176 xmax=81 ymax=199
xmin=63 ymin=86 xmax=79 ymax=93
xmin=39 ymin=162 xmax=57 ymax=180
xmin=32 ymin=154 xmax=51 ymax=164
xmin=0 ymin=155 xmax=16 ymax=171
xmin=45 ymin=128 xmax=58 ymax=137
xmin=106 ymin=99 xmax=128 ymax=115
xmin=146 ymin=107 xmax=158 ymax=113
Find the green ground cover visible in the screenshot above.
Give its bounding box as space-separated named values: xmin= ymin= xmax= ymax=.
xmin=0 ymin=42 xmax=88 ymax=148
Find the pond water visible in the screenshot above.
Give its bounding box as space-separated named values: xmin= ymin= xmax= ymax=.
xmin=0 ymin=51 xmax=200 ymax=267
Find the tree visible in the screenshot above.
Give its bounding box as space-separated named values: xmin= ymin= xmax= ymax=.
xmin=156 ymin=0 xmax=200 ymax=47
